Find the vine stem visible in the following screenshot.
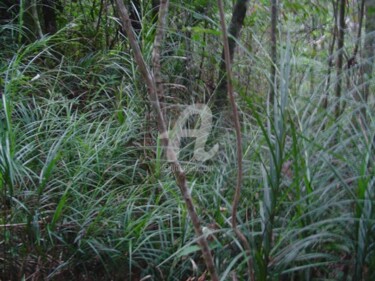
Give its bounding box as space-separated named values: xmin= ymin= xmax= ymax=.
xmin=115 ymin=1 xmax=219 ymax=280
xmin=217 ymin=0 xmax=254 ymax=279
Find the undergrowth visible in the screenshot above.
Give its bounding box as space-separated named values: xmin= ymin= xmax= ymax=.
xmin=1 ymin=11 xmax=374 ymax=281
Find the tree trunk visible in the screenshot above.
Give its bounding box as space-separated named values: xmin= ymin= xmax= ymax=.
xmin=351 ymin=0 xmax=365 ymax=61
xmin=214 ymin=0 xmax=250 ymax=111
xmin=334 ymin=0 xmax=346 ymax=118
xmin=323 ymin=0 xmax=338 ymax=110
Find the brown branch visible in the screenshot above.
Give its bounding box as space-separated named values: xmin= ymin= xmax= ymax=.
xmin=115 ymin=1 xmax=218 ymax=280
xmin=217 ymin=0 xmax=254 ymax=279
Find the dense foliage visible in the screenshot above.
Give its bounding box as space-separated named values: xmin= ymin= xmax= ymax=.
xmin=1 ymin=0 xmax=374 ymax=280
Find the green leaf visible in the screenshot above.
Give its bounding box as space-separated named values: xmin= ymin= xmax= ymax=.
xmin=176 ymin=245 xmax=201 ymax=257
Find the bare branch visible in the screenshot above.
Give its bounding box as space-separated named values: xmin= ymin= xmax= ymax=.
xmin=217 ymin=0 xmax=254 ymax=279
xmin=115 ymin=1 xmax=219 ymax=279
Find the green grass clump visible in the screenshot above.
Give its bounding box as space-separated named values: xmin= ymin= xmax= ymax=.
xmin=1 ymin=18 xmax=375 ymax=281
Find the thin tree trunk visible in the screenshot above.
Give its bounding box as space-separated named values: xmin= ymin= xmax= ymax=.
xmin=334 ymin=0 xmax=346 ymax=118
xmin=348 ymin=0 xmax=365 ymax=118
xmin=351 ymin=0 xmax=365 ymax=61
xmin=115 ymin=1 xmax=219 ymax=280
xmin=214 ymin=0 xmax=250 ymax=111
xmin=323 ymin=0 xmax=338 ymax=110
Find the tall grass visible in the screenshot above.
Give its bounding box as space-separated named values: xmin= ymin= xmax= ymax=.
xmin=1 ymin=6 xmax=375 ymax=281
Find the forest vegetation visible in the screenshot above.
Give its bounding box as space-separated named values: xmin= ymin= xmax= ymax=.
xmin=0 ymin=0 xmax=375 ymax=280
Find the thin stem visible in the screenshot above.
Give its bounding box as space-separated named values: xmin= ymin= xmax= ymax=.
xmin=217 ymin=0 xmax=254 ymax=279
xmin=352 ymin=0 xmax=365 ymax=59
xmin=115 ymin=1 xmax=219 ymax=279
xmin=335 ymin=0 xmax=346 ymax=118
